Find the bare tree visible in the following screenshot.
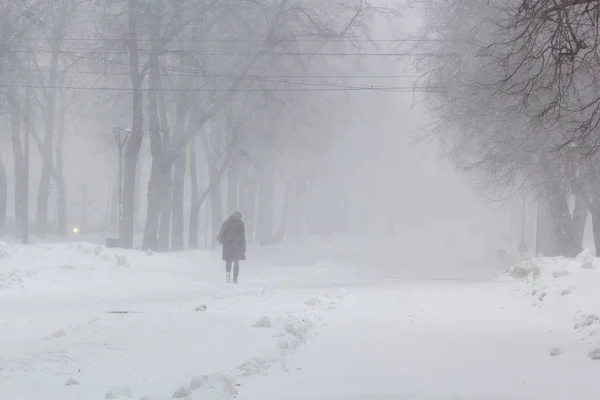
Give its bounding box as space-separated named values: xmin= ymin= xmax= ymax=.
xmin=416 ymin=0 xmax=595 ymax=256
xmin=138 ymin=0 xmax=379 ymax=250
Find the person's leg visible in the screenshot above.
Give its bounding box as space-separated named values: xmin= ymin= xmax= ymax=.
xmin=225 ymin=260 xmax=232 ymax=282
xmin=233 ymin=260 xmax=240 ymax=283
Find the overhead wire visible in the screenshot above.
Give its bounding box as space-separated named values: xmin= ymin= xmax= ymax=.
xmin=3 ymin=48 xmax=459 ymax=57
xmin=0 ymin=83 xmax=463 ymax=93
xmin=0 ymin=36 xmax=462 ymax=93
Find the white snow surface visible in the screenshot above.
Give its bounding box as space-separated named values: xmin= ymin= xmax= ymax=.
xmin=0 ymin=241 xmax=345 ymax=400
xmin=237 ymin=250 xmax=600 ymax=400
xmin=3 ymin=240 xmax=600 ymax=399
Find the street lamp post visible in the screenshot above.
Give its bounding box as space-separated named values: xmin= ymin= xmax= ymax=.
xmin=111 ymin=127 xmax=132 ymax=240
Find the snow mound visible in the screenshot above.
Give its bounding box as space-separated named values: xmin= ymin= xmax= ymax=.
xmin=575 ymin=314 xmax=600 ymax=331
xmin=304 ymin=298 xmax=321 ymax=306
xmin=589 ymin=348 xmax=600 ymax=360
xmin=505 ymin=252 xmax=600 ymax=358
xmin=575 ymin=249 xmax=597 ymax=270
xmin=65 ymin=378 xmax=80 ymax=386
xmin=0 ymin=242 xmax=136 ymax=291
xmin=0 ymin=270 xmax=36 ymax=290
xmin=550 ymin=347 xmax=563 ymax=357
xmin=188 ymin=373 xmax=238 ymax=399
xmin=51 ymin=329 xmax=68 ymax=339
xmin=552 ymin=269 xmax=571 ymax=278
xmin=254 ymin=316 xmax=272 ymax=328
xmin=68 ymin=242 xmax=130 ymax=268
xmin=0 ymin=241 xmax=17 ymax=260
xmin=504 ymin=260 xmax=541 ymax=279
xmin=172 ymin=386 xmax=192 ymax=398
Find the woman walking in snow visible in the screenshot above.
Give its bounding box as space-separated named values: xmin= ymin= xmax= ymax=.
xmin=217 ymin=211 xmax=246 ymax=283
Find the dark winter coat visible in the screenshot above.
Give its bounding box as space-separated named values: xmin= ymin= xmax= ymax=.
xmin=218 ymin=216 xmax=246 ymax=261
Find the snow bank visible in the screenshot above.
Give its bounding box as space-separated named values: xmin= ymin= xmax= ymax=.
xmin=0 ymin=241 xmax=133 ymax=291
xmin=501 ymin=250 xmax=600 ymax=358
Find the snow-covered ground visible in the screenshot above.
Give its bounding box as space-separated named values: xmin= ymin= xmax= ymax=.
xmin=502 ymin=250 xmax=600 ymax=359
xmin=237 ymin=252 xmax=600 ymax=399
xmin=3 ymin=239 xmax=600 ymax=399
xmin=0 ymin=241 xmax=346 ymax=400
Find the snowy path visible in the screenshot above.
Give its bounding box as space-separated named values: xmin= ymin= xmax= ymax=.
xmin=0 ymin=243 xmax=347 ymax=400
xmin=239 ymin=280 xmax=600 ymax=400
xmin=4 ymin=241 xmax=600 ymax=399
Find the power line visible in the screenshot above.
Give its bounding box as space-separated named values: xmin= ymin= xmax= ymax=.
xmin=0 ymin=69 xmax=422 ymax=79
xmin=0 ymin=68 xmax=425 ymax=91
xmin=5 ymin=48 xmax=458 ymax=57
xmin=0 ymin=47 xmax=443 ymax=81
xmin=19 ymin=37 xmax=466 ymax=43
xmin=0 ymin=83 xmax=461 ymax=93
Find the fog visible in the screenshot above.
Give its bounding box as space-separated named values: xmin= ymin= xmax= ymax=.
xmin=7 ymin=2 xmax=600 ymax=399
xmin=0 ymin=1 xmax=512 ymax=268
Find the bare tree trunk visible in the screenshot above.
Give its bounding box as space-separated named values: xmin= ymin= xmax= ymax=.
xmin=572 ymin=194 xmax=588 ymax=252
xmin=227 ymin=162 xmax=239 ymax=213
xmin=545 ymin=189 xmax=579 ymax=256
xmin=204 ymin=199 xmax=210 ymax=249
xmin=210 ymin=183 xmax=223 ymax=249
xmin=0 ymin=158 xmax=7 ymax=235
xmin=37 ymin=76 xmax=59 ymax=236
xmin=590 ymin=205 xmax=600 ymax=256
xmin=171 ymin=153 xmax=186 ymax=250
xmin=142 ymin=84 xmax=163 ymax=250
xmin=581 ymin=180 xmax=600 ymax=256
xmin=55 ymin=88 xmax=67 ymax=236
xmin=120 ymin=0 xmax=145 ymax=249
xmin=144 ymin=162 xmax=163 ymax=251
xmin=134 ymin=143 xmax=143 ymax=231
xmin=258 ymin=170 xmax=275 ymax=245
xmin=541 ymin=157 xmax=581 ymax=257
xmin=156 ymin=77 xmax=172 ymax=252
xmin=55 ymin=176 xmax=67 ymax=235
xmin=142 ymin=0 xmax=172 ymax=252
xmin=81 ymin=184 xmax=88 ymax=231
xmin=289 ymin=179 xmax=307 ymax=240
xmin=240 ymin=178 xmax=257 ymax=244
xmin=9 ymin=95 xmax=24 ymax=227
xmin=189 ymin=158 xmax=230 ymax=250
xmin=170 ymin=105 xmax=188 ymax=251
xmin=188 ymin=139 xmax=200 ymax=249
xmin=121 ymin=92 xmax=143 ymax=248
xmin=110 ymin=179 xmax=119 ymax=234
xmin=157 ymin=164 xmax=173 ymax=252
xmin=200 ymin=126 xmax=224 ymax=249
xmin=37 ymin=4 xmax=67 ymax=237
xmin=272 ymin=179 xmax=293 ymax=244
